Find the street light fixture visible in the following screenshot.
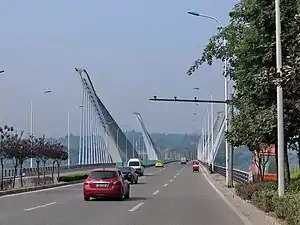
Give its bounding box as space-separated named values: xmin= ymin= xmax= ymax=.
xmin=0 ymin=70 xmax=4 ymax=74
xmin=188 ymin=10 xmax=232 ymax=186
xmin=30 ymin=89 xmax=52 ymax=168
xmin=67 ymin=105 xmax=84 ymax=167
xmin=275 ymin=0 xmax=285 ymax=197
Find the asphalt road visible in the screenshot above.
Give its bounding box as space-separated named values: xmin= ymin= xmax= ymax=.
xmin=0 ymin=163 xmax=249 ymax=225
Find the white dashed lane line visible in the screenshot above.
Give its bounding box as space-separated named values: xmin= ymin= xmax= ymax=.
xmin=163 ymin=184 xmax=168 ymax=187
xmin=128 ymin=202 xmax=145 ymax=212
xmin=24 ymin=202 xmax=57 ymax=212
xmin=170 ymin=179 xmax=173 ymax=182
xmin=152 ymin=190 xmax=159 ymax=195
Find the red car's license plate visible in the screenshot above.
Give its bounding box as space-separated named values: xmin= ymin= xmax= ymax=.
xmin=96 ymin=183 xmax=107 ymax=187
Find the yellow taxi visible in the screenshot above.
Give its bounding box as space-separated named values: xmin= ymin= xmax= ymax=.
xmin=155 ymin=160 xmax=164 ymax=168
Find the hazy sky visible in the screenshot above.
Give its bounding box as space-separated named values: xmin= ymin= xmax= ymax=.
xmin=0 ymin=0 xmax=238 ymax=138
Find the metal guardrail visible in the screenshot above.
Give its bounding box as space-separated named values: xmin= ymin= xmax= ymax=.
xmin=1 ymin=160 xmax=179 ymax=179
xmin=200 ymin=162 xmax=249 ymax=183
xmin=1 ymin=163 xmax=116 ymax=180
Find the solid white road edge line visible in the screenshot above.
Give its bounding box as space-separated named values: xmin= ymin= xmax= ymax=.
xmin=24 ymin=202 xmax=57 ymax=211
xmin=128 ymin=202 xmax=144 ymax=212
xmin=152 ymin=190 xmax=159 ymax=195
xmin=200 ymin=166 xmax=252 ymax=225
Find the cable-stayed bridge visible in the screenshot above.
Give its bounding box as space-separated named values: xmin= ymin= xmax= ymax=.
xmin=75 ymin=68 xmax=140 ymax=166
xmin=134 ymin=112 xmax=162 ymax=161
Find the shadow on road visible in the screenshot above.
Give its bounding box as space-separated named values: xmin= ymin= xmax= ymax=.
xmin=89 ymin=196 xmax=147 ymax=202
xmin=125 ymin=196 xmax=147 ymax=201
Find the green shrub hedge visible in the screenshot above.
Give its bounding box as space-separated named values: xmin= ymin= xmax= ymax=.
xmin=235 ymin=181 xmax=277 ymax=200
xmin=235 ymin=179 xmax=300 ymax=225
xmin=58 ymin=173 xmax=88 ymax=182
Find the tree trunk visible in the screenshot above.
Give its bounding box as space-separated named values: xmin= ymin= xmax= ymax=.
xmin=275 ymin=141 xmax=278 ymax=181
xmin=51 ymin=161 xmax=55 ymax=183
xmin=298 ymin=150 xmax=300 ymax=170
xmin=36 ymin=160 xmax=40 ymax=185
xmin=297 ymin=137 xmax=300 ymax=169
xmin=1 ymin=158 xmax=4 ymax=190
xmin=43 ymin=161 xmax=46 ymax=184
xmin=12 ymin=165 xmax=17 ymax=188
xmin=284 ymin=141 xmax=290 ymax=184
xmin=20 ymin=162 xmax=23 ymax=187
xmin=57 ymin=161 xmax=60 ymax=182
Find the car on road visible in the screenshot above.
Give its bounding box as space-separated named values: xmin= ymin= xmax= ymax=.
xmin=83 ymin=168 xmax=130 ymax=201
xmin=155 ymin=160 xmax=164 ymax=168
xmin=127 ymin=158 xmax=144 ymax=176
xmin=118 ymin=167 xmax=138 ymax=184
xmin=192 ymin=160 xmax=200 ymax=172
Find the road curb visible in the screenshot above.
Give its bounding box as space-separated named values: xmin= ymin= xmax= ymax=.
xmin=0 ymin=180 xmax=83 ymax=196
xmin=201 ymin=165 xmax=283 ymax=225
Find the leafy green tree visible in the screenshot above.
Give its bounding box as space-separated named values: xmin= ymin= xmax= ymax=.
xmin=188 ymin=0 xmax=300 ymax=153
xmin=187 ymin=0 xmax=300 ymax=180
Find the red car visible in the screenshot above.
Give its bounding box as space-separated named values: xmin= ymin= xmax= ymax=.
xmin=83 ymin=168 xmax=130 ymax=201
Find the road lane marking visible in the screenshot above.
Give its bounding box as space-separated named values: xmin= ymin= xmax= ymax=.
xmin=24 ymin=202 xmax=57 ymax=211
xmin=128 ymin=202 xmax=144 ymax=212
xmin=170 ymin=179 xmax=173 ymax=182
xmin=152 ymin=190 xmax=159 ymax=195
xmin=200 ymin=166 xmax=252 ymax=225
xmin=173 ymin=175 xmax=177 ymax=178
xmin=164 ymin=183 xmax=168 ymax=187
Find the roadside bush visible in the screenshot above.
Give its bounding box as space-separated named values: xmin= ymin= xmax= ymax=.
xmin=252 ymin=189 xmax=277 ymax=212
xmin=274 ymin=192 xmax=300 ymax=225
xmin=31 ymin=176 xmax=53 ymax=186
xmin=58 ymin=173 xmax=88 ymax=182
xmin=287 ymin=178 xmax=300 ymax=192
xmin=235 ymin=181 xmax=277 ymax=200
xmin=0 ymin=179 xmax=13 ymax=190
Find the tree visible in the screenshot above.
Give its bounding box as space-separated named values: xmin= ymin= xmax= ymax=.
xmin=31 ymin=135 xmax=48 ymax=185
xmin=4 ymin=132 xmax=32 ymax=187
xmin=40 ymin=141 xmax=53 ymax=184
xmin=0 ymin=125 xmax=14 ymax=190
xmin=50 ymin=142 xmax=68 ymax=181
xmin=187 ymin=0 xmax=300 ymax=180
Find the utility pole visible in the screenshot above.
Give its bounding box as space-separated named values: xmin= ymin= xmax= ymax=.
xmin=226 ymin=94 xmax=234 ymax=187
xmin=275 ymin=0 xmax=285 ymax=197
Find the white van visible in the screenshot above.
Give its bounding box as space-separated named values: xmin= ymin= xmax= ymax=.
xmin=127 ymin=158 xmax=144 ymax=176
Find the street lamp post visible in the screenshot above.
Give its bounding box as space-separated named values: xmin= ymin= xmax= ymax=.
xmin=275 ymin=0 xmax=285 ymax=197
xmin=30 ymin=90 xmax=52 ymax=168
xmin=67 ymin=110 xmax=70 ymax=167
xmin=188 ymin=10 xmax=232 ymax=187
xmin=193 ymin=88 xmax=214 ymax=170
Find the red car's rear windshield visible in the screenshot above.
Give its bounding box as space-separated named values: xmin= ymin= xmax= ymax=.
xmin=88 ymin=171 xmax=117 ymax=179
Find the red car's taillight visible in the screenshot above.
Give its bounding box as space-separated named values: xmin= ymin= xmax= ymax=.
xmin=84 ymin=180 xmax=92 ymax=185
